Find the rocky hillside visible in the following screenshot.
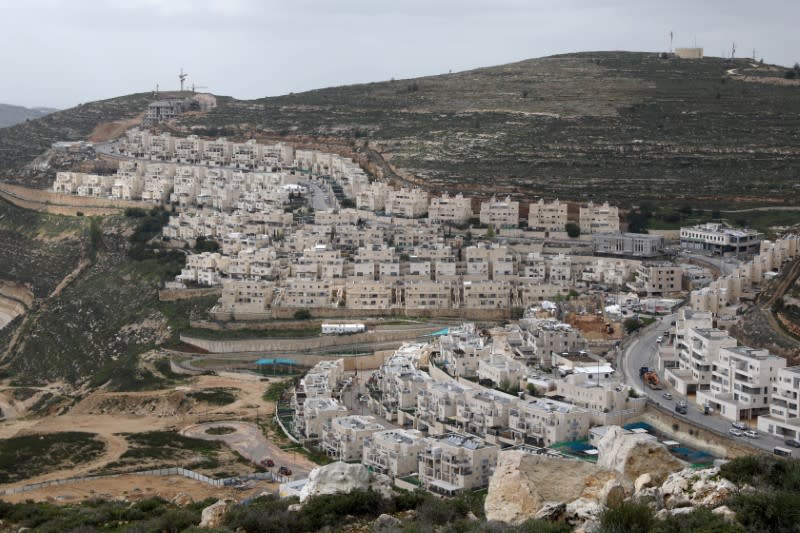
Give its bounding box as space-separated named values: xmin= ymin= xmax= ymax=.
xmin=0 ymin=103 xmax=57 ymax=128
xmin=176 ymin=51 xmax=800 ymax=209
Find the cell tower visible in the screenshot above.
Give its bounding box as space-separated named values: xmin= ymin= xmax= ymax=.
xmin=179 ymin=68 xmax=188 ymax=92
xmin=731 ymin=42 xmax=736 ymax=59
xmin=669 ymin=30 xmax=673 ymax=53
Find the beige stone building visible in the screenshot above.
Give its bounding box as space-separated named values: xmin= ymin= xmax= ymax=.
xmin=428 ymin=193 xmax=473 ymax=225
xmin=418 ymin=433 xmax=499 ymax=494
xmin=345 ymin=280 xmax=394 ymax=309
xmin=579 ymin=202 xmax=620 ymax=234
xmin=480 ymin=196 xmax=519 ymax=228
xmin=527 ymin=199 xmax=567 ymax=232
xmin=320 ymin=415 xmax=387 ymax=462
xmin=508 ymin=397 xmax=591 ymax=447
xmin=758 ymin=366 xmax=800 ymax=441
xmin=362 ymin=429 xmax=427 ymax=478
xmin=630 ymin=262 xmax=683 ymax=296
xmin=386 ymin=188 xmax=429 ymax=218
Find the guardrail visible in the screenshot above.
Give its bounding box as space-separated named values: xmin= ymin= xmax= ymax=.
xmin=0 ymin=467 xmax=273 ymax=496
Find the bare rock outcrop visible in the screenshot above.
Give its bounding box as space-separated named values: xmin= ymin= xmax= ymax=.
xmin=597 ymin=426 xmax=683 ymax=484
xmin=299 ymin=461 xmax=392 ymax=502
xmin=660 ymin=467 xmax=737 ymax=509
xmin=200 ymin=499 xmax=234 ymax=528
xmin=484 ymin=450 xmax=616 ymax=525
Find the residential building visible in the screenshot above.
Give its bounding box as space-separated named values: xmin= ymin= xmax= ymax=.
xmin=386 ymin=188 xmax=429 ymax=218
xmin=321 ymin=415 xmax=387 ymax=462
xmin=362 ymin=429 xmax=427 ymax=478
xmin=508 ymin=398 xmax=591 ymax=447
xmin=592 ymin=233 xmax=665 ymax=258
xmin=579 ymin=202 xmax=620 ymax=234
xmin=680 ymin=223 xmax=763 ymax=254
xmin=418 ymin=433 xmax=499 ymax=495
xmin=480 ymin=196 xmax=519 ymax=228
xmin=428 ymin=193 xmax=473 ymax=225
xmin=630 ymin=262 xmax=683 ymax=297
xmin=758 ymin=366 xmax=800 ymax=441
xmin=527 ymin=199 xmax=567 ymax=232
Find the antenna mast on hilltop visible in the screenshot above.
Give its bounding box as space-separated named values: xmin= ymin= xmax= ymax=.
xmin=179 ymin=68 xmax=188 ymax=92
xmin=669 ymin=30 xmax=673 ymax=53
xmin=731 ymin=42 xmax=736 ymax=59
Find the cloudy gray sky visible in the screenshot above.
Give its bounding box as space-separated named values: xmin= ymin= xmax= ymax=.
xmin=1 ymin=0 xmax=797 ymax=109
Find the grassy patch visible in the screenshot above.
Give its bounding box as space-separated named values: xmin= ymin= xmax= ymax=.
xmin=182 ymin=326 xmax=320 ymax=340
xmin=186 ymin=387 xmax=238 ymax=406
xmin=205 ymin=426 xmax=237 ymax=435
xmin=263 ymin=379 xmax=294 ymax=403
xmin=0 ymin=432 xmax=105 ymax=483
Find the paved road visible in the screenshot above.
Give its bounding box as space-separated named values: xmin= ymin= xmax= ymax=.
xmin=620 ymin=313 xmax=799 ymax=457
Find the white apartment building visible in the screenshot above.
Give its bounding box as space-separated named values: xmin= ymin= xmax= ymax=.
xmin=295 ymin=397 xmax=348 ymax=440
xmin=320 ymin=415 xmax=387 ymax=462
xmin=665 ymin=327 xmax=737 ymax=395
xmin=508 ymin=398 xmax=591 ymax=447
xmin=698 ymin=346 xmax=785 ymax=421
xmin=362 ymin=429 xmax=427 ymax=478
xmin=477 ymin=352 xmax=526 ymax=388
xmin=455 ymin=389 xmax=515 ymax=437
xmin=579 ymin=202 xmax=620 ymax=234
xmin=758 ymin=366 xmax=800 ymax=441
xmin=680 ymin=223 xmax=763 ymax=254
xmin=217 ymin=279 xmax=274 ymax=315
xmin=592 ymin=233 xmax=665 ymax=258
xmin=527 ymin=199 xmax=567 ymax=232
xmin=428 ymin=193 xmax=473 ymax=225
xmin=418 ymin=433 xmax=498 ymax=495
xmin=480 ymin=196 xmax=519 ymax=228
xmin=521 ymin=319 xmax=587 ymax=368
xmin=386 ymin=188 xmax=429 ymax=218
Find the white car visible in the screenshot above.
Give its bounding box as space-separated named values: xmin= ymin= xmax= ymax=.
xmin=729 ymin=428 xmax=744 ymax=437
xmin=744 ymin=430 xmax=759 ymax=439
xmin=656 ymin=336 xmax=663 ymax=343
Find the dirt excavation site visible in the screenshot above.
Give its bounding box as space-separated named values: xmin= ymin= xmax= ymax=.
xmin=0 ymin=372 xmax=315 ymax=503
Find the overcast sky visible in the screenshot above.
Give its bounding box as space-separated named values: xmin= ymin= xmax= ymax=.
xmin=1 ymin=0 xmax=797 ymax=109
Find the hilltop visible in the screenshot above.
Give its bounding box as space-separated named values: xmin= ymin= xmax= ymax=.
xmin=0 ymin=103 xmax=57 ymax=129
xmin=2 ymin=52 xmax=800 ymax=207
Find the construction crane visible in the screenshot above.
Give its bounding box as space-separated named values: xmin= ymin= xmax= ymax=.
xmin=179 ymin=68 xmax=188 ymax=92
xmin=190 ymin=83 xmax=208 ymax=93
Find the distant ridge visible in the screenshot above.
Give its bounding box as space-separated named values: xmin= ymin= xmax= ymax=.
xmin=0 ymin=103 xmax=57 ymax=128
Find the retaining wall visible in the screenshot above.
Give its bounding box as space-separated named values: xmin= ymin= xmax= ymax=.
xmin=0 ymin=182 xmax=149 ymax=216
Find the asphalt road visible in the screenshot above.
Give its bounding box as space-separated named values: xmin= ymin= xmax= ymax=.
xmin=620 ymin=313 xmax=799 ymax=457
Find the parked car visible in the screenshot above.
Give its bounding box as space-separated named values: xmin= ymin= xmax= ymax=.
xmin=729 ymin=428 xmax=744 ymax=437
xmin=261 ymin=458 xmax=274 ymax=468
xmin=785 ymin=439 xmax=800 ymax=448
xmin=662 ymin=392 xmax=673 ymax=400
xmin=278 ymin=466 xmax=292 ymax=476
xmin=744 ymin=430 xmax=759 ymax=439
xmin=656 ymin=336 xmax=663 ymax=343
xmin=731 ymin=422 xmax=748 ymax=431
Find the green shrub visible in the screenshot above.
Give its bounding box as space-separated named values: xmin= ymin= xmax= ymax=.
xmin=598 ymin=501 xmax=655 ymax=533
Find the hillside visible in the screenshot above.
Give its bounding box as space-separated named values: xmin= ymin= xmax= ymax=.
xmin=0 ymin=103 xmax=57 ymax=129
xmin=176 ymin=51 xmax=800 ymax=208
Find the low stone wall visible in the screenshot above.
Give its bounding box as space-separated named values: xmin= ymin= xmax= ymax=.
xmin=180 ymin=326 xmax=440 ymax=354
xmin=638 ymin=402 xmax=762 ymax=459
xmin=215 ymin=306 xmax=510 ymax=322
xmin=158 ymin=287 xmax=221 ymax=302
xmin=0 ymin=182 xmax=148 ymax=216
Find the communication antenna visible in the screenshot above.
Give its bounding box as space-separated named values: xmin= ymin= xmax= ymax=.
xmin=669 ymin=30 xmax=673 ymax=53
xmin=752 ymin=48 xmax=757 ymax=61
xmin=153 ymin=83 xmax=159 ymax=97
xmin=731 ymin=42 xmax=736 ymax=59
xmin=179 ymin=68 xmax=188 ymax=92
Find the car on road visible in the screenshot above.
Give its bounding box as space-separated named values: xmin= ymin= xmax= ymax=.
xmin=731 ymin=422 xmax=748 ymax=431
xmin=744 ymin=430 xmax=759 ymax=439
xmin=656 ymin=336 xmax=663 ymax=343
xmin=785 ymin=439 xmax=800 ymax=448
xmin=662 ymin=392 xmax=673 ymax=400
xmin=729 ymin=428 xmax=744 ymax=437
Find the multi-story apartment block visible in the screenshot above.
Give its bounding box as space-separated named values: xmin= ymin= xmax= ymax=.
xmin=174 ymin=135 xmax=204 ymax=163
xmin=665 ymin=327 xmax=737 ymax=396
xmin=386 ymin=188 xmax=429 ymax=218
xmin=527 ymin=199 xmax=567 ymax=232
xmin=320 ymin=415 xmax=387 ymax=462
xmin=477 ymin=351 xmax=526 ymax=388
xmin=356 ymin=182 xmax=390 ymax=212
xmin=698 ymin=345 xmax=785 ymax=421
xmin=404 ymin=281 xmax=454 ymax=310
xmin=758 ymin=366 xmax=800 ymax=441
xmin=437 ymin=323 xmax=489 ymax=378
xmin=455 ymin=389 xmax=515 ymax=437
xmin=462 ymin=281 xmax=512 ymax=309
xmin=508 ymin=397 xmax=591 ymax=447
xmin=416 ymin=382 xmax=471 ymax=429
xmin=418 ymin=433 xmax=498 ymax=495
xmin=217 ymin=279 xmax=274 ymax=315
xmin=378 ymin=344 xmax=433 ymax=412
xmin=579 ymin=202 xmax=620 ymax=234
xmin=428 ymin=193 xmax=473 ymax=225
xmin=549 ymin=254 xmax=573 ymax=286
xmin=295 ymin=397 xmax=348 ymax=440
xmin=630 ymin=262 xmax=683 ymax=297
xmin=480 ymin=196 xmax=519 ymax=228
xmin=520 ymin=319 xmax=587 ymax=368
xmin=680 ymin=223 xmax=763 ymax=254
xmin=362 ymin=429 xmax=427 ymax=478
xmin=278 ymin=279 xmax=334 ymax=307
xmin=346 ymin=280 xmax=394 ymax=309
xmin=203 ymin=138 xmax=230 ymax=166
xmin=592 ymin=233 xmax=665 ymax=258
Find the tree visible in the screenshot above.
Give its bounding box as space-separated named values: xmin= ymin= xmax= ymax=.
xmin=565 ymin=222 xmax=580 ymax=238
xmin=623 ymin=318 xmax=643 ymax=334
xmin=294 ymin=310 xmax=311 ymax=320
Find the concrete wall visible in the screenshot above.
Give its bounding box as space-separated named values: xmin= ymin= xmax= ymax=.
xmin=158 ymin=287 xmax=221 ymax=302
xmin=180 ymin=326 xmax=441 ymax=354
xmin=214 ymin=306 xmax=511 ymax=322
xmin=0 ymin=182 xmax=149 ymax=216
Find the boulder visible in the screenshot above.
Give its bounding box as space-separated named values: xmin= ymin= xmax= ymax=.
xmin=712 ymin=505 xmax=737 ymax=523
xmin=634 ymin=473 xmax=655 ymax=493
xmin=199 ymin=499 xmax=233 ymax=528
xmin=371 ymin=513 xmax=402 ymax=532
xmin=484 ymin=451 xmax=616 ymax=525
xmin=299 ymin=461 xmax=392 ymax=502
xmin=533 ymin=502 xmax=566 ymax=521
xmin=287 ymin=503 xmax=304 ymax=512
xmin=661 ymin=467 xmax=737 ymax=509
xmin=632 ymin=486 xmax=664 ymax=511
xmin=597 ymin=426 xmax=683 ymax=484
xmin=600 ymin=479 xmax=627 ymax=508
xmin=565 ymin=497 xmax=604 ymax=525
